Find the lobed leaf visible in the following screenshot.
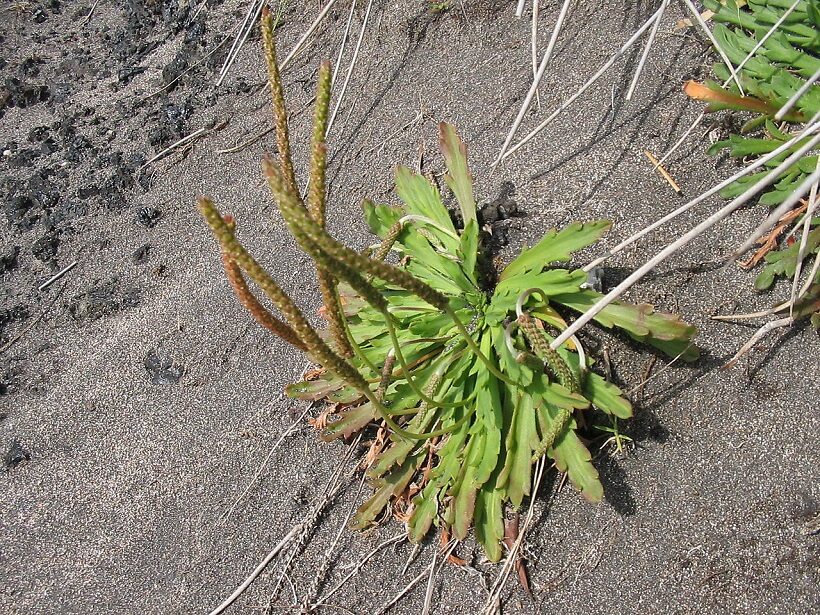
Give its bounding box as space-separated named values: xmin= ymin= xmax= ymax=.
xmin=500 ymin=221 xmax=612 ymax=281
xmin=439 ymin=122 xmax=477 ymax=226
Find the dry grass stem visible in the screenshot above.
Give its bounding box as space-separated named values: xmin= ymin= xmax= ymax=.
xmin=656 ymin=0 xmax=799 ymax=166
xmin=789 ymin=180 xmax=819 ymax=314
xmin=302 ymin=472 xmax=368 ymax=610
xmin=555 ymin=129 xmax=820 ymax=350
xmin=326 ymin=0 xmax=375 ymax=137
xmin=219 ymin=403 xmax=315 ymax=524
xmin=37 ymin=260 xmax=77 ymax=291
xmin=217 ymin=0 xmax=265 ymax=87
xmin=681 ymin=0 xmax=743 ymax=93
xmin=530 ymin=0 xmax=541 ymax=110
xmin=584 ymin=117 xmax=820 ymax=272
xmin=311 ymin=534 xmax=407 ymax=610
xmin=377 ymin=541 xmax=458 ymax=615
xmin=482 ymin=457 xmax=547 ymax=615
xmin=494 ymin=0 xmax=573 ymax=165
xmin=497 ymin=4 xmax=664 ymax=165
xmin=724 ymin=316 xmax=794 ymax=368
xmin=207 ymin=523 xmax=303 ymax=615
xmin=625 ymin=0 xmax=669 ymax=102
xmin=733 ymin=166 xmax=820 ymax=258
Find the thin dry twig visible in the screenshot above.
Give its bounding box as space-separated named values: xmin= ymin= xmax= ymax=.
xmin=681 ymin=0 xmax=743 ymax=93
xmin=81 ymin=0 xmax=101 ymax=25
xmin=626 ymin=0 xmax=669 ymax=101
xmin=738 ymin=201 xmax=808 ymax=270
xmin=625 ymin=344 xmax=693 ymax=397
xmin=273 ymin=436 xmax=362 ymax=599
xmin=733 ymin=165 xmax=820 ymax=258
xmin=482 ymin=457 xmax=547 ymax=615
xmin=644 ymin=150 xmax=681 ymax=193
xmin=302 ymin=471 xmax=368 ymax=609
xmin=219 ymin=403 xmax=315 ymax=523
xmin=326 ymin=0 xmax=374 ymax=136
xmin=530 ymin=0 xmax=541 ymax=110
xmin=724 ymin=316 xmax=794 ymax=368
xmin=656 ymin=0 xmax=801 ymax=167
xmin=495 ymin=0 xmax=573 ymax=164
xmin=311 ymin=534 xmax=407 ymax=609
xmin=280 ymin=0 xmax=342 ymax=72
xmin=37 ymin=260 xmax=77 ymax=292
xmin=789 ymin=181 xmax=819 ymax=314
xmin=217 ymin=0 xmax=266 ymax=86
xmin=207 ymin=523 xmax=303 ymax=615
xmin=138 ymin=124 xmax=223 ymax=175
xmin=377 ymin=541 xmax=458 ymax=615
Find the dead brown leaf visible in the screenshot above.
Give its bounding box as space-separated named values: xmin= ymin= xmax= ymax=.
xmin=738 ymin=201 xmax=808 ymax=269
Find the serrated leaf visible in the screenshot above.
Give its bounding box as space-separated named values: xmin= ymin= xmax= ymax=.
xmin=408 ymin=480 xmax=441 ymax=543
xmin=496 ymin=391 xmax=539 ymax=508
xmin=351 ymin=453 xmax=425 ymax=530
xmin=551 ymin=289 xmax=700 ymax=361
xmin=550 ymin=429 xmax=603 ymax=503
xmin=286 ymin=372 xmax=346 ymax=400
xmin=394 ymin=166 xmax=457 ymax=237
xmin=448 ymin=431 xmax=484 ymax=539
xmin=491 ymin=269 xmax=588 ymax=316
xmin=582 ymin=372 xmax=633 ymax=419
xmin=362 ymin=199 xmax=403 ymax=238
xmin=322 ymin=403 xmax=375 ymax=441
xmin=439 ymin=122 xmax=477 ymax=226
xmin=501 ymin=220 xmax=612 ymax=280
xmin=457 ymin=219 xmax=479 ymax=284
xmin=474 ymin=485 xmax=505 ymax=562
xmin=473 ymin=341 xmax=503 ymax=486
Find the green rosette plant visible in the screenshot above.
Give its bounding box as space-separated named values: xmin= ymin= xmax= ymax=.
xmin=198 ymin=8 xmax=699 ymax=562
xmin=686 ymin=0 xmax=820 ymax=323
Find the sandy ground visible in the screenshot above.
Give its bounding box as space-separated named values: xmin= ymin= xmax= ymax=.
xmin=1 ymin=1 xmax=818 ymax=614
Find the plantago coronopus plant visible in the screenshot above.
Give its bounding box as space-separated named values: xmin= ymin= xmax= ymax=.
xmin=197 ymin=7 xmax=699 ymax=561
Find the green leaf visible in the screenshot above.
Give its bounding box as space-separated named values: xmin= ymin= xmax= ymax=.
xmin=408 ymin=480 xmax=441 ymax=543
xmin=394 ymin=166 xmax=457 ymax=236
xmin=457 ymin=219 xmax=480 ymax=285
xmin=551 ymin=289 xmax=700 ymax=361
xmin=550 ymin=429 xmax=603 ymax=503
xmin=362 ymin=199 xmax=403 ymax=238
xmin=439 ymin=122 xmax=477 ymax=226
xmin=474 ymin=485 xmax=505 ymax=562
xmin=351 ymin=453 xmax=425 ymax=530
xmin=582 ymin=372 xmax=633 ymax=419
xmin=496 ymin=391 xmax=539 ymax=508
xmin=286 ymin=372 xmax=346 ymax=400
xmin=473 ymin=350 xmax=503 ymax=487
xmin=322 ymin=403 xmax=375 ymax=441
xmin=449 ymin=430 xmax=484 ymax=539
xmin=501 ymin=220 xmax=612 ymax=280
xmin=491 ymin=269 xmax=588 ymax=316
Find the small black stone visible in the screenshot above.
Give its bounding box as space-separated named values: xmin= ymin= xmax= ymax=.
xmin=4 ymin=439 xmax=31 ymax=470
xmin=132 ymin=243 xmax=151 ymax=264
xmin=144 ymin=348 xmax=184 ymax=385
xmin=136 ymin=206 xmax=162 ymax=228
xmin=0 ymin=245 xmax=19 ymax=274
